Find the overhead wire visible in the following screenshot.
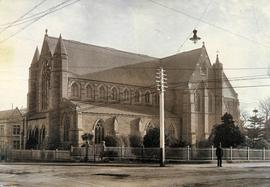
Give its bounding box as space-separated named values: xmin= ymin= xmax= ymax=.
xmin=0 ymin=0 xmax=48 ymax=34
xmin=0 ymin=0 xmax=80 ymax=44
xmin=176 ymin=0 xmax=213 ymax=52
xmin=147 ymin=0 xmax=270 ymax=49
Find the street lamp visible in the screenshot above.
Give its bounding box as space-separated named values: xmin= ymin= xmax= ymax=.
xmin=189 ymin=29 xmax=201 ymax=44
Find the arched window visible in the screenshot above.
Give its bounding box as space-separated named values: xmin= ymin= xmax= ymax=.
xmin=209 ymin=93 xmax=214 ymax=113
xmin=134 ymin=90 xmax=140 ymax=103
xmin=41 ymin=60 xmax=51 ymax=110
xmin=123 ymin=89 xmax=130 ymax=102
xmin=95 ymin=120 xmax=104 ymax=144
xmin=145 ymin=91 xmax=151 ymax=104
xmin=195 ymin=91 xmax=201 ymax=112
xmin=41 ymin=127 xmax=46 ymax=143
xmin=99 ymin=86 xmax=106 ymax=100
xmin=154 ymin=93 xmax=159 ymax=105
xmin=63 ymin=115 xmax=70 ymax=142
xmin=71 ymin=83 xmax=79 ymax=97
xmin=111 ymin=87 xmax=118 ymax=101
xmin=86 ymin=85 xmax=93 ymax=99
xmin=34 ymin=128 xmax=39 ymax=145
xmin=165 ymin=124 xmax=175 ymax=138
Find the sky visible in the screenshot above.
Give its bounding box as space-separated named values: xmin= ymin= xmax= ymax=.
xmin=0 ymin=0 xmax=269 ymax=116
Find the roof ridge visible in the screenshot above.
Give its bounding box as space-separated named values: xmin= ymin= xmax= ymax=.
xmin=161 ymin=47 xmax=203 ymax=60
xmin=47 ymin=36 xmax=156 ymax=59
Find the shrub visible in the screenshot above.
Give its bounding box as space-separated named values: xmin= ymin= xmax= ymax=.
xmin=169 ymin=139 xmax=189 ymax=148
xmin=129 ymin=135 xmax=143 ymax=147
xmin=143 ymin=128 xmax=160 ymax=147
xmin=104 ymin=135 xmax=118 ymax=147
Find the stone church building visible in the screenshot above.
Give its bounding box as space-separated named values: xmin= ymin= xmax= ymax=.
xmin=25 ymin=32 xmax=240 ymax=149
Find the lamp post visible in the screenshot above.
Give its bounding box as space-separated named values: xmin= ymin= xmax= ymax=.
xmin=156 ymin=67 xmax=167 ymax=167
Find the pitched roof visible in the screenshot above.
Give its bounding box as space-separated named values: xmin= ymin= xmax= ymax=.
xmin=45 ymin=36 xmax=156 ymax=75
xmin=71 ymin=101 xmax=178 ymax=118
xmin=80 ymin=47 xmax=203 ymax=87
xmin=0 ymin=108 xmax=22 ymax=121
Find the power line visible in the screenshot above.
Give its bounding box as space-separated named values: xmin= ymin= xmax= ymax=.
xmin=176 ymin=0 xmax=213 ymax=52
xmin=66 ymin=65 xmax=270 ymax=70
xmin=0 ymin=0 xmax=48 ymax=34
xmin=147 ymin=0 xmax=270 ymax=49
xmin=0 ymin=0 xmax=80 ymax=44
xmin=0 ymin=0 xmax=74 ymax=28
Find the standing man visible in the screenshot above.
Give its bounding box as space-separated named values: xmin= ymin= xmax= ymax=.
xmin=216 ymin=143 xmax=223 ymax=167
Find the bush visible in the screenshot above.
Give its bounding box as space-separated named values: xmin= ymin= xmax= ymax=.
xmin=143 ymin=128 xmax=160 ymax=147
xmin=129 ymin=135 xmax=143 ymax=147
xmin=104 ymin=135 xmax=118 ymax=147
xmin=102 ymin=150 xmax=119 ymax=161
xmin=198 ymin=139 xmax=211 ymax=148
xmin=169 ymin=139 xmax=189 ymax=148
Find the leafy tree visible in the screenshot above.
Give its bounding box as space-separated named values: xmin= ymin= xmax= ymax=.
xmin=143 ymin=127 xmax=178 ymax=147
xmin=143 ymin=128 xmax=160 ymax=147
xmin=246 ymin=109 xmax=265 ymax=148
xmin=129 ymin=135 xmax=143 ymax=147
xmin=209 ymin=113 xmax=244 ymax=147
xmin=104 ymin=135 xmax=118 ymax=147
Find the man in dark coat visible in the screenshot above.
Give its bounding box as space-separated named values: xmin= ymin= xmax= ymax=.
xmin=216 ymin=144 xmax=223 ymax=167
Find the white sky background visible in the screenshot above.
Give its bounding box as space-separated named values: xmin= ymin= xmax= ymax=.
xmin=0 ymin=0 xmax=269 ymax=116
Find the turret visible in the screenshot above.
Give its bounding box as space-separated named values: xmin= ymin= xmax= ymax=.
xmin=50 ymin=34 xmax=68 ymax=109
xmin=212 ymin=53 xmax=223 ymax=119
xmin=27 ymin=47 xmax=39 ymax=113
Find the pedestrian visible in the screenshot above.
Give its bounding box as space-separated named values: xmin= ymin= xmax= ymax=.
xmin=216 ymin=144 xmax=223 ymax=167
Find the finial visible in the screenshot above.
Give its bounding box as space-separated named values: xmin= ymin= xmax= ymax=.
xmin=215 ymin=50 xmax=220 ymax=63
xmin=202 ymin=41 xmax=205 ymax=46
xmin=45 ymin=29 xmax=48 ymax=36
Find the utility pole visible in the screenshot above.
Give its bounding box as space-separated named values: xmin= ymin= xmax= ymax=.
xmin=156 ymin=67 xmax=167 ymax=167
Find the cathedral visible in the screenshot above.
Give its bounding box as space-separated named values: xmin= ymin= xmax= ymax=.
xmin=25 ymin=31 xmax=240 ymax=149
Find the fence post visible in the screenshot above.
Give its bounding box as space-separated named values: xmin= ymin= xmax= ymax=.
xmin=247 ymin=147 xmax=250 ymax=161
xmin=120 ymin=146 xmax=123 ymax=161
xmin=187 ymin=145 xmax=190 ymax=161
xmin=141 ymin=146 xmax=144 ymax=160
xmin=263 ymin=147 xmax=266 ymax=160
xmin=230 ymin=146 xmax=233 ymax=161
xmin=31 ymin=149 xmax=33 ymax=160
xmin=211 ymin=145 xmax=214 ymax=160
xmin=55 ymin=149 xmax=58 ymax=161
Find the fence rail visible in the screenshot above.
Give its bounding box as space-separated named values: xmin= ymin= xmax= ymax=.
xmin=1 ymin=146 xmax=270 ymax=162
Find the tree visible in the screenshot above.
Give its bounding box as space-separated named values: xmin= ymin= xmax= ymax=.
xmin=143 ymin=128 xmax=160 ymax=147
xmin=209 ymin=113 xmax=244 ymax=147
xmin=245 ymin=109 xmax=265 ymax=148
xmin=143 ymin=127 xmax=178 ymax=147
xmin=259 ymin=97 xmax=270 ymax=122
xmin=104 ymin=135 xmax=118 ymax=147
xmin=129 ymin=135 xmax=143 ymax=147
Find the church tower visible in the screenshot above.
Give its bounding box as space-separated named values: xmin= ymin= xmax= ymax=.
xmin=212 ymin=54 xmax=223 ymax=122
xmin=27 ymin=47 xmax=39 ymax=113
xmin=50 ymin=34 xmax=68 ymax=109
xmin=48 ymin=34 xmax=68 ymax=149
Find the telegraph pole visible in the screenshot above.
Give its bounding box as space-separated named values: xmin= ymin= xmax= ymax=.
xmin=156 ymin=67 xmax=167 ymax=167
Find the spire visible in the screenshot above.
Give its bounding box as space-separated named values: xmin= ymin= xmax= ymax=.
xmin=54 ymin=34 xmax=67 ymax=57
xmin=45 ymin=28 xmax=48 ymax=36
xmin=215 ymin=50 xmax=220 ymax=64
xmin=31 ymin=47 xmax=39 ymax=64
xmin=215 ymin=54 xmax=219 ymax=63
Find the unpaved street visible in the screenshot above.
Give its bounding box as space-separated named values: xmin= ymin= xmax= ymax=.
xmin=0 ymin=162 xmax=270 ymax=187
